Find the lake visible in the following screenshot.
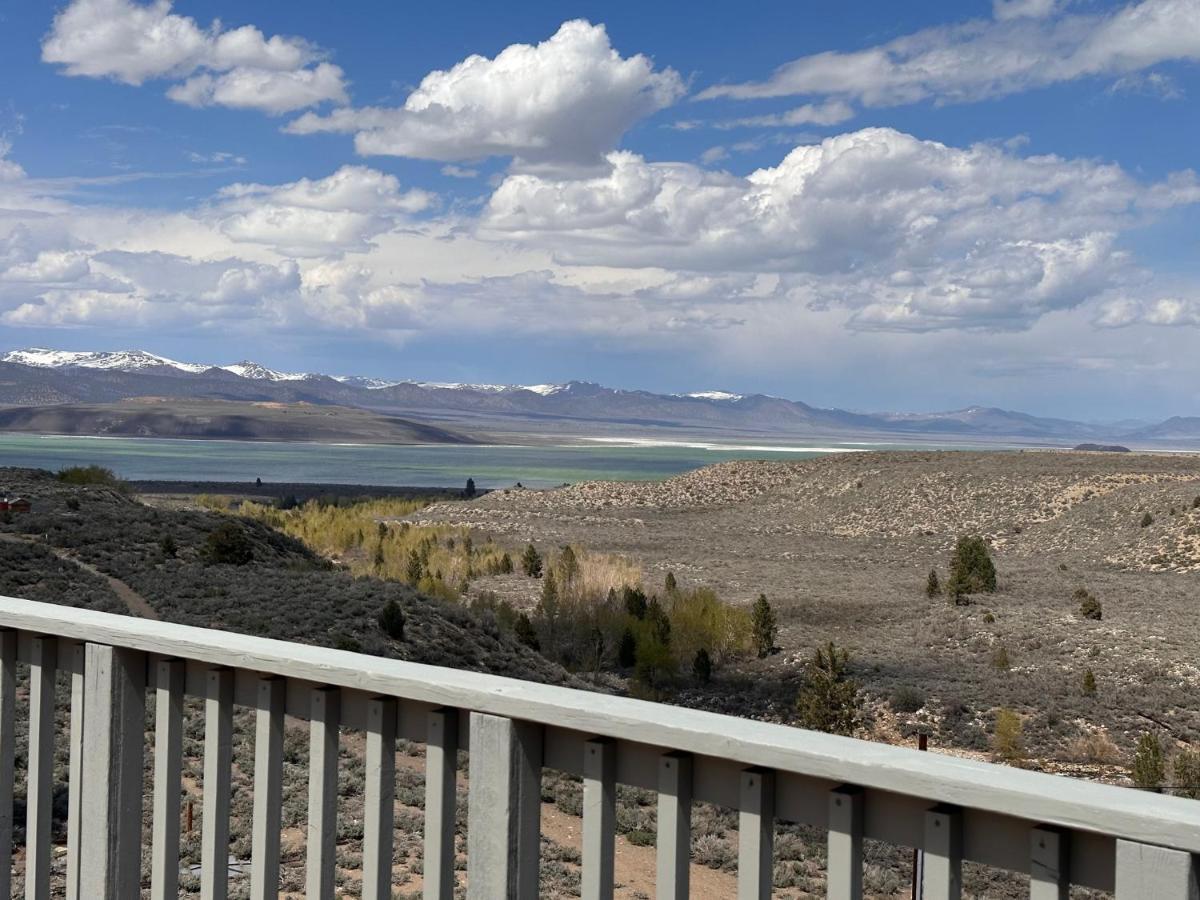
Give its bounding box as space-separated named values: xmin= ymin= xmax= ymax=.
xmin=0 ymin=433 xmax=981 ymax=488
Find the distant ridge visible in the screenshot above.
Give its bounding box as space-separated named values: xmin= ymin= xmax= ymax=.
xmin=0 ymin=347 xmax=1196 ymax=446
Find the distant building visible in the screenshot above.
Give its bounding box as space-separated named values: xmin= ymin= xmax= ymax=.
xmin=3 ymin=497 xmax=30 ymax=513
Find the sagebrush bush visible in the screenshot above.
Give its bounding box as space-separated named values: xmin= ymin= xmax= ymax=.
xmin=889 ymin=685 xmax=926 ymax=714
xmin=1074 ymin=588 xmax=1102 ymax=620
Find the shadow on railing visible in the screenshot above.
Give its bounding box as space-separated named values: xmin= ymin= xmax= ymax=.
xmin=0 ymin=594 xmax=1197 ymax=899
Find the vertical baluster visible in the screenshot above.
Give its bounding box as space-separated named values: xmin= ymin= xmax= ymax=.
xmin=1030 ymin=826 xmax=1069 ymax=900
xmin=827 ymin=785 xmax=864 ymax=900
xmin=201 ymin=668 xmax=234 ymax=900
xmin=737 ymin=767 xmax=774 ymax=900
xmin=656 ymin=752 xmax=692 ymax=900
xmin=1115 ymin=839 xmax=1198 ymax=900
xmin=466 ymin=712 xmax=542 ymax=899
xmin=923 ymin=804 xmax=963 ymax=900
xmin=77 ymin=643 xmax=146 ymax=899
xmin=582 ymin=738 xmax=616 ymax=900
xmin=65 ymin=644 xmax=85 ymax=900
xmin=25 ymin=636 xmax=56 ymax=900
xmin=250 ymin=676 xmax=286 ymax=900
xmin=307 ymin=686 xmax=340 ymax=900
xmin=151 ymin=659 xmax=185 ymax=900
xmin=423 ymin=707 xmax=458 ymax=900
xmin=362 ymin=697 xmax=397 ymax=900
xmin=0 ymin=631 xmax=16 ymax=900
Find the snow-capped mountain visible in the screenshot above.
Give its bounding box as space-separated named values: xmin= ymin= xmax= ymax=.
xmin=1 ymin=346 xmax=1191 ymax=444
xmin=1 ymin=348 xmax=210 ymax=374
xmin=220 ymin=361 xmax=310 ymax=382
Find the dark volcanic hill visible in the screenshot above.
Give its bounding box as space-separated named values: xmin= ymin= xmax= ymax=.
xmin=0 ymin=399 xmax=479 ymax=444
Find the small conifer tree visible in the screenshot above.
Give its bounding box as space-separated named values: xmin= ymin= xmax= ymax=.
xmin=925 ymin=568 xmax=940 ymax=598
xmin=665 ymin=571 xmax=678 ymax=593
xmin=1075 ymin=588 xmax=1102 ymax=620
xmin=521 ymin=543 xmax=543 ymax=578
xmin=1082 ymin=668 xmax=1097 ymax=696
xmin=1172 ymin=749 xmax=1200 ymax=799
xmin=514 ymin=613 xmax=539 ymax=650
xmin=1133 ymin=733 xmax=1165 ymax=792
xmin=992 ymin=708 xmax=1024 ymax=762
xmin=795 ymin=642 xmax=860 ymax=736
xmin=406 ymin=549 xmax=423 ymax=585
xmin=693 ymin=648 xmax=713 ymax=684
xmin=160 ymin=534 xmax=177 ymax=558
xmin=1140 ymin=512 xmax=1154 ymax=528
xmin=617 ymin=628 xmax=637 ymax=668
xmin=499 ymin=552 xmax=514 ymax=574
xmin=558 ymin=545 xmax=579 ymax=586
xmin=751 ymin=594 xmax=778 ymax=658
xmin=946 ymin=535 xmax=997 ymax=597
xmin=623 ymin=586 xmax=648 ymax=620
xmin=464 ymin=477 xmax=476 ymax=498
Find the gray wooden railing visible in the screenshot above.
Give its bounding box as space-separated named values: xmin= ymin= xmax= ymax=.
xmin=0 ymin=594 xmax=1197 ymax=899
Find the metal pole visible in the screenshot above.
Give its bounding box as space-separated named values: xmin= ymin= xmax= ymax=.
xmin=912 ymin=733 xmax=928 ymax=900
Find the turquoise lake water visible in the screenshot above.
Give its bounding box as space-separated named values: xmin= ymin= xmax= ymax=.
xmin=0 ymin=433 xmax=975 ymax=488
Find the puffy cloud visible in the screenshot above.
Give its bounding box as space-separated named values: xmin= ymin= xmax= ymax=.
xmin=1094 ymin=296 xmax=1200 ymax=327
xmin=481 ymin=127 xmax=1200 ymax=330
xmin=0 ymin=140 xmax=25 ymax=182
xmin=211 ymin=166 xmax=436 ymax=256
xmin=42 ymin=0 xmax=346 ymax=113
xmin=695 ymin=0 xmax=1200 ymax=108
xmin=286 ymin=20 xmax=685 ymax=167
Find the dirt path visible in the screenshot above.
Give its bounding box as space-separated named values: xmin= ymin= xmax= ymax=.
xmin=0 ymin=532 xmax=159 ymax=620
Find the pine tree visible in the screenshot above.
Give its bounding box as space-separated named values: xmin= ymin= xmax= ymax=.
xmin=514 ymin=613 xmax=539 ymax=650
xmin=665 ymin=571 xmax=678 ymax=594
xmin=465 ymin=477 xmax=477 ymax=498
xmin=751 ymin=594 xmax=777 ymax=658
xmin=1140 ymin=511 xmax=1154 ymax=528
xmin=795 ymin=642 xmax=860 ymax=736
xmin=946 ymin=535 xmax=996 ymax=598
xmin=374 ymin=543 xmax=385 ymax=570
xmin=521 ymin=543 xmax=543 ymax=578
xmin=925 ymin=568 xmax=940 ymax=598
xmin=1082 ymin=669 xmax=1097 ymax=696
xmin=499 ymin=552 xmax=514 ymax=574
xmin=623 ymin=586 xmax=648 ymax=620
xmin=693 ymin=648 xmax=713 ymax=684
xmin=406 ymin=549 xmax=423 ymax=585
xmin=646 ymin=597 xmax=671 ymax=645
xmin=1133 ymin=733 xmax=1165 ymax=792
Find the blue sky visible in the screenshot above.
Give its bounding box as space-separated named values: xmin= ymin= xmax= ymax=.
xmin=1 ymin=0 xmax=1199 ymax=418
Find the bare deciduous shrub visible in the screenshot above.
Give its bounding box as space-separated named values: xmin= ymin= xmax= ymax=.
xmin=1065 ymin=729 xmax=1120 ymax=764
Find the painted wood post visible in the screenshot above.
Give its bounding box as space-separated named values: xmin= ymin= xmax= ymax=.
xmin=1030 ymin=825 xmax=1069 ymax=900
xmin=65 ymin=643 xmax=85 ymax=900
xmin=737 ymin=767 xmax=775 ymax=900
xmin=1115 ymin=840 xmax=1199 ymax=899
xmin=150 ymin=659 xmax=185 ymax=900
xmin=362 ymin=697 xmax=397 ymax=900
xmin=250 ymin=676 xmax=286 ymax=900
xmin=922 ymin=804 xmax=963 ymax=900
xmin=466 ymin=712 xmax=543 ymax=899
xmin=0 ymin=631 xmax=16 ymax=900
xmin=828 ymin=784 xmax=864 ymax=900
xmin=25 ymin=636 xmax=56 ymax=900
xmin=656 ymin=751 xmax=692 ymax=900
xmin=423 ymin=707 xmax=459 ymax=900
xmin=201 ymin=668 xmax=234 ymax=900
xmin=307 ymin=686 xmax=340 ymax=900
xmin=582 ymin=738 xmax=616 ymax=900
xmin=77 ymin=643 xmax=147 ymax=899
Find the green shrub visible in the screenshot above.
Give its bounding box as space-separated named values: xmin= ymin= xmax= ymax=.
xmin=982 ymin=611 xmax=995 ymax=624
xmin=1133 ymin=733 xmax=1165 ymax=791
xmin=160 ymin=534 xmax=178 ymax=558
xmin=751 ymin=594 xmax=777 ymax=658
xmin=664 ymin=571 xmax=677 ymax=593
xmin=946 ymin=535 xmax=996 ymax=597
xmin=1172 ymin=749 xmax=1200 ymax=799
xmin=992 ymin=645 xmax=1011 ymax=670
xmin=925 ymin=568 xmax=940 ymax=598
xmin=377 ymin=599 xmax=405 ymax=641
xmin=795 ymin=642 xmax=860 ymax=736
xmin=203 ymin=522 xmax=254 ymax=566
xmin=57 ymin=465 xmax=127 ymax=490
xmin=1075 ymin=588 xmax=1102 ymax=620
xmin=1140 ymin=512 xmax=1154 ymax=528
xmin=633 ymin=637 xmax=677 ymax=693
xmin=692 ymin=648 xmax=712 ymax=684
xmin=1082 ymin=669 xmax=1097 ymax=696
xmin=617 ymin=628 xmax=636 ymax=668
xmin=889 ymin=685 xmax=926 ymax=713
xmin=992 ymin=708 xmax=1024 ymax=762
xmin=514 ymin=613 xmax=539 ymax=650
xmin=623 ymin=586 xmax=648 ymax=620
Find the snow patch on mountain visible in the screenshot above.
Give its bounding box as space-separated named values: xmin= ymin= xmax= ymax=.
xmin=1 ymin=348 xmax=209 ymax=373
xmin=220 ymin=361 xmax=310 ymax=382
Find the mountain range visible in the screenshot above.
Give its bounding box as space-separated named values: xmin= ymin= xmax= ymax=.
xmin=1 ymin=347 xmax=1196 ymax=446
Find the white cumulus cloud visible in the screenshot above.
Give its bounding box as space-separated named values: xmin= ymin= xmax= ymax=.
xmin=42 ymin=0 xmax=347 ymax=113
xmin=286 ymin=20 xmax=685 ymax=167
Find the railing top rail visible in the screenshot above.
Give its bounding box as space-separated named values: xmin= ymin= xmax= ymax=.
xmin=2 ymin=594 xmax=1197 ymax=853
